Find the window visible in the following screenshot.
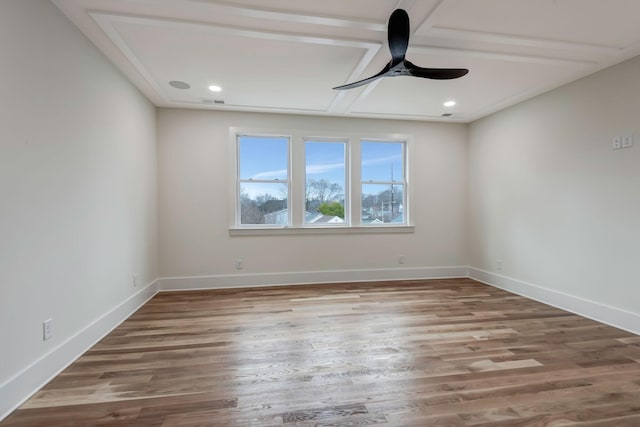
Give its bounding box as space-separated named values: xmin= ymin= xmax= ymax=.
xmin=232 ymin=130 xmax=410 ymax=232
xmin=305 ymin=140 xmax=347 ymax=225
xmin=237 ymin=135 xmax=289 ymax=226
xmin=361 ymin=141 xmax=405 ymax=224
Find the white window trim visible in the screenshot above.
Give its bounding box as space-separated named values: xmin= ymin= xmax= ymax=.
xmin=229 ymin=127 xmax=414 ymax=235
xmin=229 ymin=225 xmax=415 ymax=236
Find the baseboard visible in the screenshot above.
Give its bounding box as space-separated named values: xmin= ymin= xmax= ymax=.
xmin=468 ymin=267 xmax=640 ymax=336
xmin=159 ymin=266 xmax=469 ymax=291
xmin=0 ymin=279 xmax=160 ymax=422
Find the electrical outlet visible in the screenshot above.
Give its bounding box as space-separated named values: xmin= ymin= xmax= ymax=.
xmin=398 ymin=255 xmax=405 ymax=265
xmin=235 ymin=259 xmax=244 ymax=270
xmin=622 ymin=134 xmax=633 ymax=148
xmin=612 ymin=136 xmax=622 ymax=150
xmin=43 ymin=319 xmax=53 ymax=341
xmin=497 ymin=259 xmax=503 ymax=271
xmin=132 ymin=274 xmax=138 ymax=287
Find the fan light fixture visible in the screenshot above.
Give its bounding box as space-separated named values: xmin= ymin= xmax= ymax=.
xmin=333 ymin=9 xmax=468 ymax=90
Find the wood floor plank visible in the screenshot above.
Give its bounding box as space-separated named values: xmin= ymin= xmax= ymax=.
xmin=2 ymin=278 xmax=640 ymax=426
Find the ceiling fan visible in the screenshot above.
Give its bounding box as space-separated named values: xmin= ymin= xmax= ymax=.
xmin=333 ymin=9 xmax=469 ymax=90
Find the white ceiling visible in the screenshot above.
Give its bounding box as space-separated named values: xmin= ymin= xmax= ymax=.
xmin=53 ymin=0 xmax=640 ymax=123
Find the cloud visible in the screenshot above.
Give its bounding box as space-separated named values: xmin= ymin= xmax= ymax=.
xmin=306 ymin=162 xmax=344 ymax=174
xmin=241 ymin=182 xmax=287 ymax=199
xmin=251 ymin=169 xmax=288 ymax=180
xmin=362 ymin=154 xmax=402 ymax=166
xmin=249 ymin=154 xmax=399 ymax=179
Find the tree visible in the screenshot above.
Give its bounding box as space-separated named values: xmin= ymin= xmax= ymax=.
xmin=306 ymin=179 xmax=343 ymax=210
xmin=318 ymin=202 xmax=344 ymax=218
xmin=239 ymin=192 xmax=264 ymax=224
xmin=362 ymin=193 xmax=378 ymax=210
xmin=261 ymin=199 xmax=286 ymax=214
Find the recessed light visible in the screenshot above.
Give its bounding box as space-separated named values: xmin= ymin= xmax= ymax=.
xmin=208 ymin=85 xmax=222 ymax=92
xmin=169 ymin=80 xmax=190 ymax=89
xmin=443 ymin=100 xmax=456 ymax=107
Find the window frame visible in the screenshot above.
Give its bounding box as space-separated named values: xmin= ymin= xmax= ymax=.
xmin=303 ymin=137 xmax=350 ymax=228
xmin=235 ymin=132 xmax=292 ymax=228
xmin=359 ymin=139 xmax=408 ymax=226
xmin=229 ymin=127 xmax=413 ymax=235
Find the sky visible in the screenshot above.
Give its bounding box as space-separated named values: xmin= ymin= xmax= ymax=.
xmin=239 ymin=136 xmax=403 ymax=199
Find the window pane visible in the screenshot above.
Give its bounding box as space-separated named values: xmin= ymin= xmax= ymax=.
xmin=305 ymin=141 xmax=346 ymax=224
xmin=240 ymin=182 xmax=288 ymax=225
xmin=361 ymin=184 xmax=404 ymax=224
xmin=239 ymin=136 xmax=288 ymax=180
xmin=361 ymin=141 xmax=403 ymax=182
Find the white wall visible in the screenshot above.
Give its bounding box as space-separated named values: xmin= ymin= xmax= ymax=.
xmin=0 ymin=0 xmax=158 ymax=415
xmin=157 ymin=109 xmax=468 ymax=283
xmin=468 ymin=56 xmax=640 ymax=329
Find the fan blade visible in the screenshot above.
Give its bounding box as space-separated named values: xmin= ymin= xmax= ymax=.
xmin=406 ymin=62 xmax=469 ymax=80
xmin=388 ymin=9 xmax=410 ymax=63
xmin=332 ymin=62 xmax=392 ymax=90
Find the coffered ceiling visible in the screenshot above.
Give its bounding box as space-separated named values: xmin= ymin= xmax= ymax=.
xmin=53 ymin=0 xmax=640 ymax=122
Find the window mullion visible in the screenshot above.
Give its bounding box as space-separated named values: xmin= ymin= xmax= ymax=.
xmin=350 ymin=139 xmax=362 ymax=226
xmin=290 ymin=133 xmax=303 ymax=227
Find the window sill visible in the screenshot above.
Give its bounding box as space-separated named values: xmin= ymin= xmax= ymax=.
xmin=229 ymin=225 xmax=415 ymax=236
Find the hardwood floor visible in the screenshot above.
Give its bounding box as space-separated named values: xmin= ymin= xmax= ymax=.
xmin=3 ymin=278 xmax=640 ymax=426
